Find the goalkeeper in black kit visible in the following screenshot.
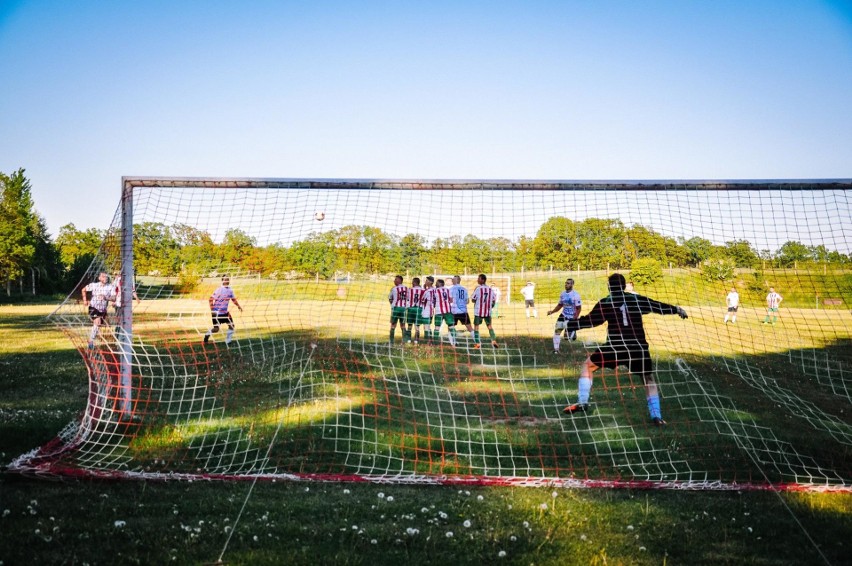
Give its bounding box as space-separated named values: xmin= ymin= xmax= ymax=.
xmin=562 ymin=273 xmax=688 ymax=426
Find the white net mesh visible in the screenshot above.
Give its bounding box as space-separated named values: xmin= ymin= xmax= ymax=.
xmin=11 ymin=178 xmax=852 ymax=490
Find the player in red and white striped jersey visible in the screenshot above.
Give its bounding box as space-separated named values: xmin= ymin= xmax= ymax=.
xmin=431 ymin=278 xmax=456 ymax=346
xmin=471 ymin=274 xmax=499 ymax=348
xmin=406 ymin=277 xmax=426 ymax=343
xmin=388 ymin=275 xmax=409 ymax=344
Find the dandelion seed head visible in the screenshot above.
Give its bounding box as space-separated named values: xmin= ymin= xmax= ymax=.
xmin=377 ymin=492 xmax=385 ymax=499
xmin=386 ymin=496 xmax=394 ymax=502
xmin=446 ymin=531 xmax=454 ymax=538
xmin=463 ymin=520 xmax=472 ymax=528
xmin=498 ymin=550 xmax=507 ymax=558
xmin=477 ymin=495 xmax=484 ymax=501
xmin=114 ymin=520 xmax=126 ymax=528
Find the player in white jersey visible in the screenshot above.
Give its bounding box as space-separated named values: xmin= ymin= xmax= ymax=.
xmin=82 ymin=271 xmax=116 ymax=349
xmin=203 ymin=276 xmax=243 ymax=346
xmin=406 ymin=277 xmax=427 ymax=343
xmin=763 ymin=287 xmax=783 ymax=325
xmin=431 ymin=278 xmax=457 ymax=346
xmin=547 ymin=278 xmax=582 ymax=353
xmin=724 ymin=288 xmax=739 ymax=323
xmin=521 ymin=281 xmax=537 ymax=317
xmin=388 ymin=275 xmax=409 ymax=344
xmin=449 ymin=275 xmax=475 ymax=336
xmin=471 ymin=274 xmax=499 ymax=349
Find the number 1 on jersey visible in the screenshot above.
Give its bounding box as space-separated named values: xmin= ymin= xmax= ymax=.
xmin=619 ymin=304 xmax=630 ymax=327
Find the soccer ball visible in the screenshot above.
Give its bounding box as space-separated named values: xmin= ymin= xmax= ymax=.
xmin=314 ymin=211 xmax=325 ymax=221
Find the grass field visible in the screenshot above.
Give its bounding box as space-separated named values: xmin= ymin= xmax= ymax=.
xmin=2 ymin=273 xmax=852 ymax=564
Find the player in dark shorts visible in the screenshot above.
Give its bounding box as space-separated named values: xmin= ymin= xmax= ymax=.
xmin=562 ymin=273 xmax=688 ymax=426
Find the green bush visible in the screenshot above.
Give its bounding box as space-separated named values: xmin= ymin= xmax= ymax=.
xmin=701 ymin=258 xmax=735 ymax=282
xmin=176 ymin=269 xmax=203 ymax=294
xmin=629 ymin=258 xmax=663 ymax=285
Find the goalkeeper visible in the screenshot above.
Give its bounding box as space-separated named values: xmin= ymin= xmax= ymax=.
xmin=562 ymin=273 xmax=688 ymax=426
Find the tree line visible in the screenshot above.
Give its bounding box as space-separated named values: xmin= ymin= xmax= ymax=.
xmin=2 ymin=169 xmax=850 ymax=296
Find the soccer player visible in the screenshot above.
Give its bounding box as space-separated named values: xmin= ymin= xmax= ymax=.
xmin=113 ymin=271 xmax=140 ymax=335
xmin=203 ymin=276 xmax=243 ymax=346
xmin=419 ymin=276 xmax=436 ymax=342
xmin=449 ymin=275 xmax=475 ymax=338
xmin=388 ymin=275 xmax=409 ymax=344
xmin=82 ymin=271 xmax=116 ymax=349
xmin=406 ymin=277 xmax=426 ymax=343
xmin=763 ymin=287 xmax=783 ymax=324
xmin=724 ymin=287 xmax=739 ymax=324
xmin=471 ymin=274 xmax=499 ymax=348
xmin=547 ymin=278 xmax=582 ymax=354
xmin=521 ymin=281 xmax=537 ymax=318
xmin=562 ymin=273 xmax=688 ymax=426
xmin=431 ymin=278 xmax=456 ymax=346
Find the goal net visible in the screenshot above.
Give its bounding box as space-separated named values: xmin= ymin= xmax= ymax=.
xmin=11 ymin=178 xmax=852 ymax=491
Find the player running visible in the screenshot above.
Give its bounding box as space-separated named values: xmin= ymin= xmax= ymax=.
xmin=388 ymin=275 xmax=409 ymax=344
xmin=82 ymin=271 xmax=116 ymax=349
xmin=562 ymin=273 xmax=688 ymax=426
xmin=203 ymin=276 xmax=243 ymax=346
xmin=547 ymin=278 xmax=582 ymax=354
xmin=406 ymin=277 xmax=426 ymax=344
xmin=471 ymin=274 xmax=499 ymax=349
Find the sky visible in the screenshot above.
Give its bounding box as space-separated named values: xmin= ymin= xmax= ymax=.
xmin=1 ymin=0 xmax=851 ymax=238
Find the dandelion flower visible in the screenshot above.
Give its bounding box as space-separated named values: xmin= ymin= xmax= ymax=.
xmin=463 ymin=520 xmax=472 ymax=528
xmin=540 ymin=503 xmax=548 ymax=510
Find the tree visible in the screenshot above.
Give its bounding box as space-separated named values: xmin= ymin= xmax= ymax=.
xmin=531 ymin=216 xmax=577 ymax=269
xmin=56 ymin=223 xmax=105 ymax=285
xmin=134 ymin=222 xmax=180 ymax=276
xmin=723 ymin=239 xmax=759 ymax=268
xmin=776 ymin=241 xmax=810 ymax=267
xmin=0 ymin=169 xmax=37 ymax=295
xmin=574 ymin=218 xmax=625 ymax=270
xmin=398 ymin=233 xmax=427 ymax=274
xmin=629 ymin=258 xmax=663 ymax=285
xmin=288 ymin=232 xmax=337 ymax=278
xmin=625 ymin=225 xmax=667 ymax=263
xmin=682 ymin=237 xmax=713 ymax=267
xmin=701 ymin=258 xmax=735 ymax=282
xmin=220 ymin=228 xmax=257 ymax=269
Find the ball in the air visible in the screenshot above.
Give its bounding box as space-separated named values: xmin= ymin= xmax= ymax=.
xmin=314 ymin=211 xmax=325 ymax=221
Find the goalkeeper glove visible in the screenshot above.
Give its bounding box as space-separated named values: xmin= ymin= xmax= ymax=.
xmin=676 ymin=307 xmax=688 ymax=319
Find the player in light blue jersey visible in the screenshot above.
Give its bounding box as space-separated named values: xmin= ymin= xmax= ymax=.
xmin=547 ymin=278 xmax=582 ymax=353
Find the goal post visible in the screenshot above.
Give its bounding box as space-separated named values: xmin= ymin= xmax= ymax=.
xmin=12 ymin=177 xmax=852 ymax=492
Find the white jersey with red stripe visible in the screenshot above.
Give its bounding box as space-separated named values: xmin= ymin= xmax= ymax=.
xmin=432 ymin=287 xmax=453 ymax=315
xmin=389 ymin=285 xmax=408 ymax=307
xmin=407 ymin=285 xmax=425 ymax=308
xmin=472 ymin=285 xmax=496 ymax=317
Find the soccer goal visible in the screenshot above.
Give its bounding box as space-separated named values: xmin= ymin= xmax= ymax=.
xmin=12 ymin=177 xmax=852 ymax=491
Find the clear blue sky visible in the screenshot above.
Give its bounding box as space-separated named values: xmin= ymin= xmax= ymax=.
xmin=1 ymin=0 xmax=851 ymax=237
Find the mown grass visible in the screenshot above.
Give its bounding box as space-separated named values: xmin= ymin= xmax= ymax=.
xmin=2 ymin=297 xmax=852 ymax=565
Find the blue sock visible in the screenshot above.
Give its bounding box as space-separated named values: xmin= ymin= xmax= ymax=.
xmin=647 ymin=395 xmax=662 ymax=420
